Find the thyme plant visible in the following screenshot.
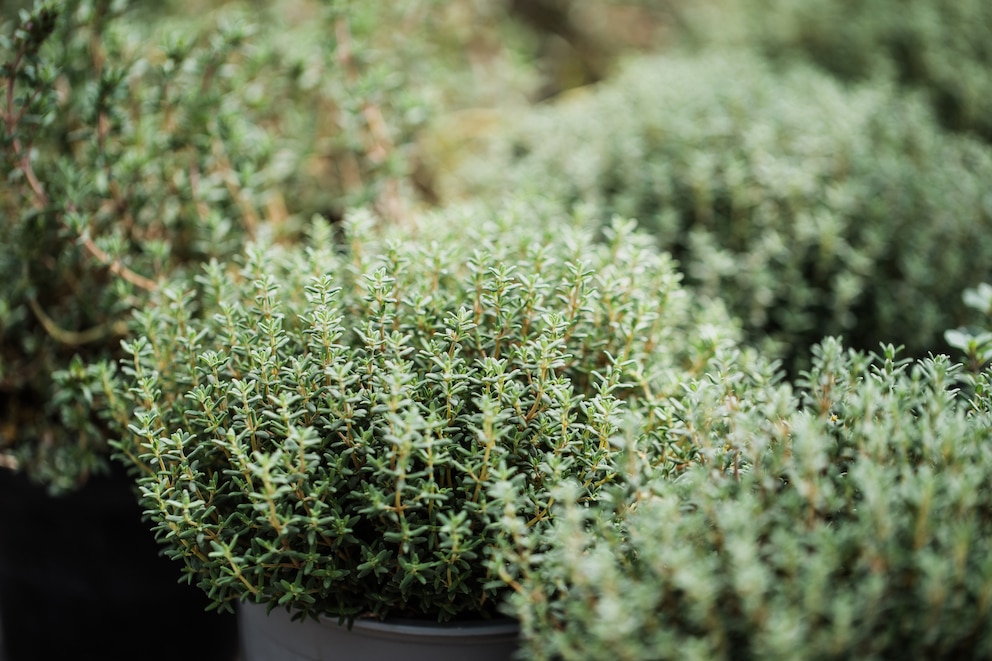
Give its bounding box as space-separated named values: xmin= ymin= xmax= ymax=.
xmin=682 ymin=0 xmax=992 ymax=142
xmin=0 ymin=1 xmax=280 ymax=489
xmin=107 ymin=203 xmax=767 ymax=621
xmin=507 ymin=339 xmax=992 ymax=660
xmin=452 ymin=51 xmax=992 ymax=372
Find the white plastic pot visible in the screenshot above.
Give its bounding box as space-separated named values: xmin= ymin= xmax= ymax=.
xmin=238 ymin=601 xmax=520 ymax=661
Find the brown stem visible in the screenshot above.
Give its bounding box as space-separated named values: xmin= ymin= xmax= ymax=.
xmin=3 ymin=44 xmax=24 ymax=133
xmin=334 ymin=17 xmax=357 ymax=80
xmin=4 ymin=49 xmax=49 ymax=207
xmin=27 ymin=295 xmax=128 ymax=345
xmin=212 ymin=140 xmax=258 ymax=240
xmin=78 ymin=232 xmax=159 ymax=291
xmin=12 ymin=138 xmax=49 ymax=206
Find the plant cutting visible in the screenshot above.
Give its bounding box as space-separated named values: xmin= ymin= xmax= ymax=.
xmin=106 ymin=203 xmax=776 ymax=659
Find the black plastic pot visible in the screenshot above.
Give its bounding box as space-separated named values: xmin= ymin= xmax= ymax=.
xmin=0 ymin=464 xmax=238 ymax=661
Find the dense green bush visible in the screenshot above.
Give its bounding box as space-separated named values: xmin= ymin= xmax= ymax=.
xmin=450 ymin=51 xmax=992 ymax=371
xmin=505 ymin=338 xmax=992 ymax=660
xmin=104 ymin=202 xmax=780 ymax=621
xmin=681 ymin=0 xmax=992 ymax=141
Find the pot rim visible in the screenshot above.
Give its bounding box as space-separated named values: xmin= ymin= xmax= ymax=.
xmin=346 ymin=616 xmax=520 ymax=641
xmin=240 ymin=600 xmax=520 ymax=644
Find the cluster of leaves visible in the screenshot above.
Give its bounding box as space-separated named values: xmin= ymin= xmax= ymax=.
xmin=106 ymin=205 xmax=765 ymax=621
xmin=221 ymin=0 xmax=539 ymax=220
xmin=507 ymin=338 xmax=992 ymax=660
xmin=680 ymin=0 xmax=992 ymax=142
xmin=945 ymin=283 xmax=992 ymax=375
xmin=451 ymin=51 xmax=992 ymax=372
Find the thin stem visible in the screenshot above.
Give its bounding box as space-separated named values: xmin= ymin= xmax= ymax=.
xmin=78 ymin=232 xmax=159 ymax=291
xmin=27 ymin=295 xmax=128 ymax=345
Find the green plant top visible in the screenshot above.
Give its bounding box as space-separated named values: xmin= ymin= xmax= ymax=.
xmin=108 ymin=204 xmax=770 ymax=622
xmin=945 ymin=282 xmax=992 ymax=376
xmin=507 ymin=338 xmax=992 ymax=660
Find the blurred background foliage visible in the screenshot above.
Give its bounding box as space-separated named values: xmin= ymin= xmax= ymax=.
xmin=679 ymin=0 xmax=992 ymax=142
xmin=445 ymin=52 xmax=992 ymax=372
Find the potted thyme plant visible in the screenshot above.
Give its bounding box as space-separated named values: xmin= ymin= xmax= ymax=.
xmin=106 ymin=203 xmax=772 ymax=660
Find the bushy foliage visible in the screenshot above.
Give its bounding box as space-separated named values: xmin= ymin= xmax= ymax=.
xmin=681 ymin=0 xmax=992 ymax=142
xmin=507 ymin=338 xmax=992 ymax=660
xmin=214 ymin=0 xmax=537 ymax=220
xmin=0 ymin=1 xmax=283 ymax=488
xmin=451 ymin=52 xmax=992 ymax=371
xmin=104 ymin=202 xmax=779 ymax=621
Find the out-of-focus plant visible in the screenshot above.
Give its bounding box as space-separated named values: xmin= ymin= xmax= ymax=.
xmin=0 ymin=0 xmax=285 ymax=490
xmin=448 ymin=51 xmax=992 ymax=372
xmin=506 ymin=338 xmax=992 ymax=660
xmin=679 ymin=0 xmax=992 ymax=142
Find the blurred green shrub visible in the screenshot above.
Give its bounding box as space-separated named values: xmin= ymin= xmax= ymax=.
xmin=450 ymin=52 xmax=992 ymax=371
xmin=0 ymin=1 xmax=282 ymax=489
xmin=681 ymin=0 xmax=992 ymax=142
xmin=506 ymin=338 xmax=992 ymax=660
